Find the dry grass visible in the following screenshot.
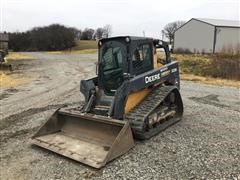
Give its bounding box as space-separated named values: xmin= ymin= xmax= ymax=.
xmin=72 ymin=40 xmax=98 ymax=50
xmin=72 ymin=49 xmax=98 ymax=54
xmin=180 ymin=73 xmax=240 ymax=88
xmin=46 ymin=40 xmax=98 ymax=54
xmin=172 ymin=53 xmax=240 ymax=80
xmin=0 ymin=72 xmax=32 ymax=89
xmin=171 ymin=53 xmax=240 ymax=87
xmin=47 ymin=49 xmax=98 ymax=55
xmin=6 ymin=52 xmax=35 ymax=61
xmin=0 ymin=52 xmax=34 ymax=89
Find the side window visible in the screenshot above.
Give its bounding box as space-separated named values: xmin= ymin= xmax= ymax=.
xmin=132 ymin=44 xmax=152 ymax=74
xmin=103 ymin=48 xmax=114 ymax=71
xmin=156 ymin=47 xmax=167 ymax=65
xmin=103 ymin=47 xmax=122 ymax=71
xmin=143 ymin=44 xmax=151 ymax=64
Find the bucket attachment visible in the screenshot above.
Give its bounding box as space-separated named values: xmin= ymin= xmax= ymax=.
xmin=32 ymin=107 xmax=134 ymax=168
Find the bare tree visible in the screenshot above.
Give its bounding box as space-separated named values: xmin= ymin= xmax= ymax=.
xmin=81 ymin=28 xmax=95 ymax=40
xmin=95 ymin=28 xmax=104 ymax=39
xmin=103 ymin=24 xmax=112 ymax=38
xmin=69 ymin=28 xmax=81 ymax=40
xmin=163 ymin=21 xmax=185 ymax=44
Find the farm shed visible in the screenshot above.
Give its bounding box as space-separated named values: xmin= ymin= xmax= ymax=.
xmin=173 ymin=18 xmax=240 ymax=53
xmin=0 ymin=32 xmax=9 ymax=52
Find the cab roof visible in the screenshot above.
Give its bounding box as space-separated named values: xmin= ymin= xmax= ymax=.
xmin=100 ymin=36 xmax=154 ymax=42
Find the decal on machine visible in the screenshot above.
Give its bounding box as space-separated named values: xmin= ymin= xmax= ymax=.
xmin=161 ymin=70 xmax=170 ymax=77
xmin=145 ymin=73 xmax=161 ymax=84
xmin=160 ymin=67 xmax=168 ymax=72
xmin=145 ymin=67 xmax=175 ymax=84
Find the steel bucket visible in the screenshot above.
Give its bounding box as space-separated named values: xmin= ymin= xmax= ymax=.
xmin=32 ymin=107 xmax=134 ymax=168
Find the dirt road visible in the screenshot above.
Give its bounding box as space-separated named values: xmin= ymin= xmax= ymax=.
xmin=0 ymin=52 xmax=239 ymax=179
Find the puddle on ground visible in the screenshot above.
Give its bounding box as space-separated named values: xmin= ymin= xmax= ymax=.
xmin=7 ymin=88 xmax=19 ymax=93
xmin=0 ymin=92 xmax=10 ymax=100
xmin=0 ymin=88 xmax=19 ymax=100
xmin=189 ymin=94 xmax=228 ymax=108
xmin=189 ymin=94 xmax=240 ymax=112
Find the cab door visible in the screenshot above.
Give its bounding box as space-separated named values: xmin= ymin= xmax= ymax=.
xmin=99 ymin=41 xmax=127 ymax=95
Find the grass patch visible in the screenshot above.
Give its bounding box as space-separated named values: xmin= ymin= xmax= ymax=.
xmin=46 ymin=40 xmax=98 ymax=54
xmin=73 ymin=49 xmax=98 ymax=54
xmin=6 ymin=52 xmax=35 ymax=61
xmin=46 ymin=49 xmax=98 ymax=55
xmin=72 ymin=40 xmax=98 ymax=50
xmin=181 ymin=73 xmax=240 ymax=87
xmin=0 ymin=72 xmax=32 ymax=89
xmin=172 ymin=53 xmax=240 ymax=81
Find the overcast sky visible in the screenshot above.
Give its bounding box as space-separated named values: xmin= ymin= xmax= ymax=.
xmin=0 ymin=0 xmax=239 ymax=38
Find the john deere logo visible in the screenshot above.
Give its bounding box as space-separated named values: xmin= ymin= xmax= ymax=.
xmin=145 ymin=73 xmax=161 ymax=84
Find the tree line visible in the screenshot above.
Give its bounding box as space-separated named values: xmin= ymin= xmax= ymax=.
xmin=8 ymin=20 xmax=185 ymax=51
xmin=9 ymin=24 xmax=112 ymax=51
xmin=82 ymin=24 xmax=112 ymax=40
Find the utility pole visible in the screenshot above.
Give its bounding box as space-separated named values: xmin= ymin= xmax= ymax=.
xmin=142 ymin=31 xmax=145 ymax=37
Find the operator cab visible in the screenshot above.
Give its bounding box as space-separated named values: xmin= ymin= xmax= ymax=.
xmin=98 ymin=36 xmax=165 ymax=96
xmin=92 ymin=36 xmax=171 ymax=114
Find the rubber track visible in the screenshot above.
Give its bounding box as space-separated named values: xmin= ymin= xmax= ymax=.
xmin=125 ymin=85 xmax=181 ymax=140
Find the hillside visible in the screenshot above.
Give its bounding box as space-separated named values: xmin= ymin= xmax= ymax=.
xmin=72 ymin=40 xmax=98 ymax=51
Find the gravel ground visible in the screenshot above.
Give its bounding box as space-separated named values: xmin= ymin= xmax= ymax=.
xmin=0 ymin=52 xmax=239 ymax=180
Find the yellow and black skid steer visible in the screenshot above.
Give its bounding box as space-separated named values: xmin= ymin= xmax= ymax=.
xmin=32 ymin=36 xmax=183 ymax=168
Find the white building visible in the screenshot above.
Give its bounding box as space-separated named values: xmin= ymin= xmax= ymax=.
xmin=173 ymin=18 xmax=240 ymax=53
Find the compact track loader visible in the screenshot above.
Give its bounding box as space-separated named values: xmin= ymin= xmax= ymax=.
xmin=32 ymin=36 xmax=183 ymax=168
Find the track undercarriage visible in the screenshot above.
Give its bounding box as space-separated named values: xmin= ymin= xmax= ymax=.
xmin=126 ymin=85 xmax=183 ymax=139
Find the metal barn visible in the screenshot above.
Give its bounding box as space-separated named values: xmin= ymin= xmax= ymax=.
xmin=173 ymin=18 xmax=240 ymax=53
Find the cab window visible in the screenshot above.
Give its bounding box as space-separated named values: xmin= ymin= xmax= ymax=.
xmin=132 ymin=44 xmax=152 ymax=74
